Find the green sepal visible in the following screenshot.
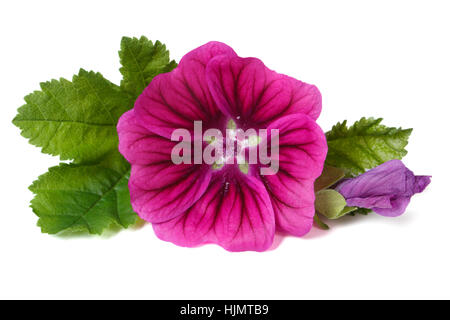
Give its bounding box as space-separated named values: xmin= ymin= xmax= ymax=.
xmin=347 ymin=207 xmax=372 ymax=216
xmin=313 ymin=213 xmax=330 ymax=230
xmin=314 ymin=165 xmax=346 ymax=192
xmin=315 ymin=189 xmax=347 ymax=220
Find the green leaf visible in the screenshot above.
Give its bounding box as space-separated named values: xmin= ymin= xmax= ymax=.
xmin=12 ymin=69 xmax=132 ymax=163
xmin=119 ymin=36 xmax=177 ymax=98
xmin=314 ymin=165 xmax=346 ymax=192
xmin=29 ymin=152 xmax=137 ymax=235
xmin=315 ymin=189 xmax=347 ymax=220
xmin=325 ymin=117 xmax=412 ymax=176
xmin=14 ymin=36 xmax=180 ymax=235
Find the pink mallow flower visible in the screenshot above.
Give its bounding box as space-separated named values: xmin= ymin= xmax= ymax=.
xmin=117 ymin=42 xmax=327 ymax=251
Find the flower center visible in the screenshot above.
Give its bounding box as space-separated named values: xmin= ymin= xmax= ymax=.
xmin=210 ymin=119 xmax=261 ymax=174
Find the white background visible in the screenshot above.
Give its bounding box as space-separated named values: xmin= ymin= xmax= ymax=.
xmin=0 ymin=0 xmax=448 ymax=299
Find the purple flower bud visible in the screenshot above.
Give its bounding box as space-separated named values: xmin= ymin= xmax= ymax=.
xmin=336 ymin=160 xmax=431 ymax=217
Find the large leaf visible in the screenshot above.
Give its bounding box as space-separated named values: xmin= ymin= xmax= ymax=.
xmin=12 ymin=69 xmax=132 ymax=163
xmin=29 ymin=152 xmax=137 ymax=235
xmin=325 ymin=117 xmax=412 ymax=176
xmin=119 ymin=36 xmax=177 ymax=98
xmin=14 ymin=36 xmax=180 ymax=235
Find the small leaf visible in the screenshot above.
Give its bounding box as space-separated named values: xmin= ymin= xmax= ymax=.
xmin=314 ymin=165 xmax=346 ymax=192
xmin=119 ymin=36 xmax=177 ymax=98
xmin=325 ymin=117 xmax=412 ymax=176
xmin=29 ymin=152 xmax=138 ymax=235
xmin=12 ymin=69 xmax=133 ymax=163
xmin=313 ymin=213 xmax=329 ymax=230
xmin=315 ymin=189 xmax=347 ymax=219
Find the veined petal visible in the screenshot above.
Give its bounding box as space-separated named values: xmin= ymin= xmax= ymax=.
xmin=372 ymin=196 xmax=411 ymax=217
xmin=255 ymin=114 xmax=327 ymax=236
xmin=336 ymin=160 xmax=431 ymax=217
xmin=134 ymin=42 xmax=236 ymax=138
xmin=153 ymin=171 xmax=275 ymax=252
xmin=337 ymin=160 xmax=411 ymax=198
xmin=206 ymin=55 xmax=321 ymax=129
xmin=117 ymin=110 xmax=211 ymax=223
xmin=345 ymin=195 xmax=392 ymax=209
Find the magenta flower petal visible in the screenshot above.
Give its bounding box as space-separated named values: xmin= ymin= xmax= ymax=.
xmin=153 ymin=173 xmax=275 ymax=252
xmin=336 ymin=160 xmax=431 ymax=217
xmin=134 ymin=42 xmax=237 ymax=138
xmin=206 ymin=55 xmax=322 ymax=129
xmin=118 ymin=110 xmax=212 ymax=223
xmin=254 ymin=114 xmax=327 ymax=236
xmin=117 ymin=42 xmax=328 ymax=251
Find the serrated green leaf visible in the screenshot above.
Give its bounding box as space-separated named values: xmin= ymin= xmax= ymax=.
xmin=14 ymin=36 xmax=180 ymax=235
xmin=119 ymin=36 xmax=177 ymax=98
xmin=315 ymin=189 xmax=347 ymax=219
xmin=29 ymin=152 xmax=137 ymax=235
xmin=325 ymin=117 xmax=412 ymax=176
xmin=12 ymin=69 xmax=132 ymax=163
